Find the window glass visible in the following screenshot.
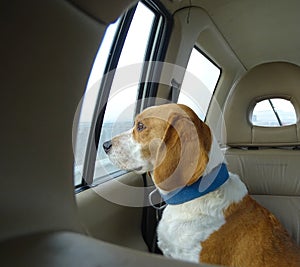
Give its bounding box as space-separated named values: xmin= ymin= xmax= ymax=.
xmin=252 ymin=98 xmax=297 ymax=127
xmin=94 ymin=3 xmax=155 ymax=182
xmin=74 ymin=2 xmax=157 ymax=186
xmin=74 ymin=20 xmax=120 ymax=186
xmin=178 ymin=48 xmax=220 ymax=120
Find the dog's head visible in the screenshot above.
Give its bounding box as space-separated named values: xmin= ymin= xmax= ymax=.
xmin=103 ymin=104 xmax=212 ymax=191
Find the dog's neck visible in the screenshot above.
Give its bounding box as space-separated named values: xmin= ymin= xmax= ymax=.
xmin=153 ymin=135 xmax=226 ymax=197
xmin=204 ymin=135 xmax=225 ymax=176
xmin=159 ymin=163 xmax=229 ymax=205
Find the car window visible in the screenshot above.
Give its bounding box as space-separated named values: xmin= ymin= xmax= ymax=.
xmin=178 ymin=47 xmax=221 ymax=120
xmin=74 ymin=1 xmax=167 ymax=186
xmin=251 ymin=98 xmax=297 ymax=127
xmin=93 ymin=3 xmax=156 ymax=182
xmin=74 ymin=20 xmax=120 ymax=186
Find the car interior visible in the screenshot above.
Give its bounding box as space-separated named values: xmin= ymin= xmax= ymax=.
xmin=1 ymin=0 xmax=300 ymax=266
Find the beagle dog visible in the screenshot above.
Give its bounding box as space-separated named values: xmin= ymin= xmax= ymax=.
xmin=103 ymin=103 xmax=300 ymax=267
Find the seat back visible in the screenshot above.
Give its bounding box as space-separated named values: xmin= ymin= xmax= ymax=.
xmin=225 ymin=148 xmax=300 ymax=244
xmin=0 ymin=0 xmax=137 ymax=243
xmin=223 ymin=62 xmax=300 ymax=245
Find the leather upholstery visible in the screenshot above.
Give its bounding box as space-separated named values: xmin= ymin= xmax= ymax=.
xmin=226 ymin=148 xmax=300 ymax=244
xmin=224 ymin=62 xmax=300 ymax=245
xmin=0 ymin=231 xmax=213 ymax=267
xmin=1 ymin=0 xmax=103 ymax=243
xmin=223 ymin=62 xmax=300 ymax=147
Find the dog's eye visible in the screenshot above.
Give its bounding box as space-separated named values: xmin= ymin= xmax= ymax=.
xmin=136 ymin=122 xmax=146 ymax=132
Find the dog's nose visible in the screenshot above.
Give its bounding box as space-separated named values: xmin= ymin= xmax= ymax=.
xmin=103 ymin=140 xmax=112 ymax=153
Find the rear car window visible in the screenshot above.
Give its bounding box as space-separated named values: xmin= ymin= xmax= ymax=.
xmin=251 ymin=98 xmax=297 ymax=127
xmin=178 ymin=47 xmax=220 ymax=120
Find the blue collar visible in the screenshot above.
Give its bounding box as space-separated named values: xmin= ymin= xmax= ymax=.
xmin=160 ymin=163 xmax=229 ymax=205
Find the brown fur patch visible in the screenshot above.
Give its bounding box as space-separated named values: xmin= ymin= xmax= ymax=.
xmin=200 ymin=195 xmax=300 ymax=267
xmin=132 ymin=104 xmax=212 ymax=191
xmin=153 ymin=111 xmax=210 ymax=190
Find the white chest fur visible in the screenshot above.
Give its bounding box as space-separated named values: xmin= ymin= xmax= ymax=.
xmin=156 ymin=173 xmax=247 ymax=263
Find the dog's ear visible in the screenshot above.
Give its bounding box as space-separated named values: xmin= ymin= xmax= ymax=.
xmin=153 ymin=111 xmax=212 ymax=191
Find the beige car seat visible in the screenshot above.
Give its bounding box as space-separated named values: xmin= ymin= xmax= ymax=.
xmin=224 ymin=62 xmax=300 ymax=245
